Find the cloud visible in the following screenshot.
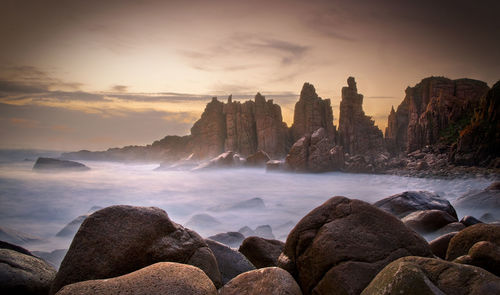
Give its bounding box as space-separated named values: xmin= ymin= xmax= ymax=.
xmin=111 ymin=85 xmax=128 ymax=92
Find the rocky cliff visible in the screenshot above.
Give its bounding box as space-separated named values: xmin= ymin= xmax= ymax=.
xmin=451 ymin=80 xmax=500 ymax=167
xmin=290 ymin=83 xmax=336 ymax=142
xmin=190 ymin=97 xmax=227 ymax=159
xmin=338 ymin=77 xmax=385 ymax=156
xmin=385 ymin=77 xmax=489 ymax=153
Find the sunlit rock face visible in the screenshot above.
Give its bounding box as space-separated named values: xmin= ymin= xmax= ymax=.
xmin=290 ymin=83 xmax=336 ymax=143
xmin=385 ymin=77 xmax=489 ymax=153
xmin=338 ymin=77 xmax=385 ymax=156
xmin=190 ymin=97 xmax=227 ymax=159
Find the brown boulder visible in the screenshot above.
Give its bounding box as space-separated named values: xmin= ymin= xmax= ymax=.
xmin=219 ymin=267 xmax=302 ymax=295
xmin=361 ymin=256 xmax=500 ymax=295
xmin=446 ymin=223 xmax=500 ymax=261
xmin=238 ymin=236 xmax=284 ymax=268
xmin=278 ymin=196 xmax=432 ymax=295
xmin=55 ymin=262 xmax=217 ymax=295
xmin=453 ymin=241 xmax=500 ymax=276
xmin=50 ymin=205 xmax=221 ymax=294
xmin=429 ymin=232 xmax=458 ymax=259
xmin=205 ymin=239 xmax=255 ymax=285
xmin=402 ymin=209 xmax=458 ymax=234
xmin=245 ymin=150 xmax=270 ymax=167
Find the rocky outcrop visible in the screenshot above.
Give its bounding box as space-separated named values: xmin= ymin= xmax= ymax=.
xmin=291 ymin=83 xmax=335 ymax=142
xmin=278 ymin=196 xmax=432 ymax=295
xmin=1 ymin=248 xmax=57 ymax=295
xmin=361 ymin=256 xmax=500 ymax=295
xmin=55 ymin=262 xmax=217 ymax=295
xmin=190 ymin=97 xmax=227 ymax=159
xmin=286 ymin=128 xmax=344 ymax=172
xmin=33 ymin=157 xmax=90 ymax=171
xmin=338 ymin=77 xmax=385 ymax=156
xmin=219 ymin=267 xmax=303 ymax=295
xmin=452 ymin=80 xmax=500 ymax=166
xmin=238 ymin=237 xmax=284 ymax=268
xmin=50 ymin=205 xmax=221 ymax=294
xmin=385 ymin=77 xmax=489 ymax=153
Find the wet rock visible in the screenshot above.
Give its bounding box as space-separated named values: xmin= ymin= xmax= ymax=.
xmin=374 ymin=191 xmax=457 ymax=219
xmin=460 ymin=215 xmax=483 ymax=227
xmin=361 ymin=256 xmax=500 ymax=295
xmin=0 ymin=248 xmax=56 ymax=295
xmin=50 ymin=205 xmax=221 ymax=294
xmin=33 ymin=157 xmax=90 ymax=171
xmin=219 ymin=267 xmax=302 ymax=295
xmin=446 ymin=223 xmax=500 ymax=261
xmin=429 ymin=232 xmax=458 ymax=259
xmin=205 ymin=239 xmax=255 ymax=284
xmin=402 ymin=209 xmax=457 ymax=234
xmin=245 ymin=150 xmax=270 ymax=166
xmin=239 ymin=236 xmax=284 ymax=268
xmin=193 ymin=151 xmax=245 ymax=170
xmin=208 ymin=232 xmax=245 ymax=248
xmin=278 ymin=196 xmax=432 ymax=295
xmin=453 ymin=240 xmax=500 ymax=276
xmin=55 ymin=262 xmax=217 ymax=295
xmin=434 ymin=222 xmax=465 ymax=237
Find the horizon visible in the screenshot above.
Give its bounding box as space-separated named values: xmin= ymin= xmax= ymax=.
xmin=1 ymin=0 xmax=499 ymax=151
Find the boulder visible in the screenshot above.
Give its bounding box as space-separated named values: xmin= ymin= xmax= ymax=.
xmin=55 ymin=262 xmax=217 ymax=295
xmin=453 ymin=241 xmax=500 ymax=276
xmin=207 ymin=232 xmax=245 ymax=248
xmin=429 ymin=232 xmax=458 ymax=259
xmin=374 ymin=191 xmax=457 ymax=219
xmin=361 ymin=256 xmax=500 ymax=295
xmin=446 ymin=223 xmax=500 ymax=261
xmin=402 ymin=209 xmax=457 ymax=234
xmin=245 ymin=150 xmax=270 ymax=167
xmin=434 ymin=222 xmax=465 ymax=237
xmin=278 ymin=196 xmax=432 ymax=295
xmin=460 ymin=215 xmax=483 ymax=227
xmin=219 ymin=267 xmax=302 ymax=295
xmin=33 ymin=157 xmax=90 ymax=171
xmin=239 ymin=236 xmax=284 ymax=268
xmin=205 ymin=239 xmax=255 ymax=284
xmin=0 ymin=239 xmax=33 ymax=256
xmin=50 ymin=205 xmax=221 ymax=294
xmin=193 ymin=151 xmax=244 ymax=170
xmin=0 ymin=248 xmax=56 ymax=295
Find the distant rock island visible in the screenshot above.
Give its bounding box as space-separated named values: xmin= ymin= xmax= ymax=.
xmin=62 ymin=76 xmax=500 ymax=176
xmin=33 ymin=157 xmax=90 ymax=171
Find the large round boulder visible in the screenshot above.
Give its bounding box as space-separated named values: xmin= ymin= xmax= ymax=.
xmin=278 ymin=196 xmax=432 ymax=295
xmin=238 ymin=236 xmax=284 ymax=268
xmin=205 ymin=239 xmax=255 ymax=284
xmin=374 ymin=191 xmax=457 ymax=219
xmin=50 ymin=205 xmax=221 ymax=294
xmin=55 ymin=262 xmax=217 ymax=295
xmin=453 ymin=241 xmax=500 ymax=276
xmin=0 ymin=248 xmax=56 ymax=295
xmin=402 ymin=209 xmax=457 ymax=234
xmin=446 ymin=223 xmax=500 ymax=261
xmin=219 ymin=267 xmax=302 ymax=295
xmin=361 ymin=256 xmax=500 ymax=295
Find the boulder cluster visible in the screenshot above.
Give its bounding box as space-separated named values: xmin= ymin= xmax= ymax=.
xmin=2 ymin=185 xmax=500 ymax=294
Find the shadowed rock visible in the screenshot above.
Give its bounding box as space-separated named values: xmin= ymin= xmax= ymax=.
xmin=205 ymin=239 xmax=255 ymax=284
xmin=429 ymin=232 xmax=458 ymax=259
xmin=208 ymin=232 xmax=245 ymax=248
xmin=446 ymin=223 xmax=500 ymax=261
xmin=402 ymin=209 xmax=457 ymax=234
xmin=33 ymin=157 xmax=90 ymax=171
xmin=239 ymin=236 xmax=284 ymax=268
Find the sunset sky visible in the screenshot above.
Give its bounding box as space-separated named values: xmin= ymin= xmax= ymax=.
xmin=1 ymin=0 xmax=499 ymax=150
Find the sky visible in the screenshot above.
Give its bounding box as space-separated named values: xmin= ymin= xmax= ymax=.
xmin=0 ymin=0 xmax=499 ymax=151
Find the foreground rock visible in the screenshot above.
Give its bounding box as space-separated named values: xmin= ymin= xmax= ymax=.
xmin=33 ymin=157 xmax=90 ymax=171
xmin=446 ymin=223 xmax=500 ymax=260
xmin=0 ymin=248 xmax=56 ymax=295
xmin=453 ymin=241 xmax=500 ymax=276
xmin=429 ymin=232 xmax=458 ymax=259
xmin=0 ymin=239 xmax=33 ymax=256
xmin=205 ymin=239 xmax=255 ymax=284
xmin=56 ymin=262 xmax=217 ymax=295
xmin=219 ymin=267 xmax=302 ymax=295
xmin=50 ymin=205 xmax=221 ymax=294
xmin=374 ymin=191 xmax=457 ymax=219
xmin=361 ymin=256 xmax=500 ymax=295
xmin=278 ymin=196 xmax=432 ymax=295
xmin=239 ymin=236 xmax=284 ymax=268
xmin=402 ymin=209 xmax=457 ymax=234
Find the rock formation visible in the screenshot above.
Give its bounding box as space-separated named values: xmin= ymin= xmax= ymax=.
xmin=452 ymin=80 xmax=500 ymax=167
xmin=190 ymin=97 xmax=227 ymax=159
xmin=385 ymin=77 xmax=489 ymax=153
xmin=33 ymin=157 xmax=90 ymax=171
xmin=291 ymin=83 xmax=335 ymax=142
xmin=338 ymin=77 xmax=385 ymax=156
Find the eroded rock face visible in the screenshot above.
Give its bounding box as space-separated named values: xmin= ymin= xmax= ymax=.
xmin=50 ymin=205 xmax=221 ymax=294
xmin=361 ymin=256 xmax=500 ymax=295
xmin=191 ymin=97 xmax=227 ymax=159
xmin=0 ymin=248 xmax=57 ymax=295
xmin=385 ymin=77 xmax=489 ymax=153
xmin=55 ymin=262 xmax=217 ymax=295
xmin=223 ymin=96 xmax=257 ymax=157
xmin=278 ymin=196 xmax=432 ymax=295
xmin=286 ymin=128 xmax=344 ymax=172
xmin=219 ymin=267 xmax=302 ymax=295
xmin=238 ymin=236 xmax=284 ymax=268
xmin=338 ymin=77 xmax=385 ymax=156
xmin=291 ymin=83 xmax=335 ymax=142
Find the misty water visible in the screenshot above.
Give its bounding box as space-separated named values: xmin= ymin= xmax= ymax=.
xmin=0 ymin=151 xmax=495 ymax=256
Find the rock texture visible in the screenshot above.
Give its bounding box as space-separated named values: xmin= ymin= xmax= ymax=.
xmin=205 ymin=239 xmax=255 ymax=284
xmin=50 ymin=205 xmax=221 ymax=294
xmin=207 ymin=232 xmax=245 ymax=248
xmin=385 ymin=77 xmax=489 ymax=153
xmin=286 ymin=128 xmax=344 ymax=172
xmin=338 ymin=77 xmax=385 ymax=156
xmin=446 ymin=223 xmax=500 ymax=261
xmin=219 ymin=267 xmax=302 ymax=295
xmin=278 ymin=196 xmax=432 ymax=295
xmin=0 ymin=248 xmax=57 ymax=295
xmin=402 ymin=209 xmax=458 ymax=234
xmin=361 ymin=256 xmax=500 ymax=295
xmin=55 ymin=262 xmax=217 ymax=295
xmin=452 ymin=80 xmax=500 ymax=167
xmin=33 ymin=157 xmax=90 ymax=171
xmin=429 ymin=232 xmax=458 ymax=259
xmin=238 ymin=236 xmax=284 ymax=268
xmin=291 ymin=83 xmax=335 ymax=142
xmin=453 ymin=240 xmax=500 ymax=276
xmin=190 ymin=97 xmax=227 ymax=159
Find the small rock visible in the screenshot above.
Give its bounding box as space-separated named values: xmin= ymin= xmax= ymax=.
xmin=205 ymin=239 xmax=255 ymax=284
xmin=460 ymin=215 xmax=483 ymax=227
xmin=33 ymin=157 xmax=89 ymax=171
xmin=239 ymin=236 xmax=284 ymax=268
xmin=208 ymin=232 xmax=245 ymax=248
